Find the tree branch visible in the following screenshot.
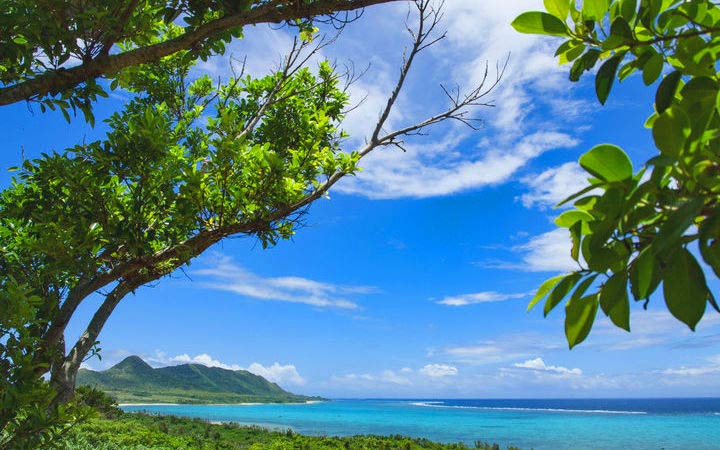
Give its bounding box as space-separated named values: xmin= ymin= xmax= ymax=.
xmin=0 ymin=0 xmax=405 ymax=106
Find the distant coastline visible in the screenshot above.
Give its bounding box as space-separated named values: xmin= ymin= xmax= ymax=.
xmin=119 ymin=400 xmax=325 ymax=407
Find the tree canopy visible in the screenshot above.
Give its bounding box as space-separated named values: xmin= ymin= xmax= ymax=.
xmin=512 ymin=0 xmax=720 ymax=348
xmin=0 ymin=0 xmax=404 ymax=123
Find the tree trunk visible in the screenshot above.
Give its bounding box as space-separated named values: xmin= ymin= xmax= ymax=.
xmin=49 ymin=361 xmax=78 ymax=406
xmin=48 ymin=336 xmax=78 ymax=406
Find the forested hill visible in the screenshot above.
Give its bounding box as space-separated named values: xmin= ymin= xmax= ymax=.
xmin=77 ymin=356 xmax=318 ymax=404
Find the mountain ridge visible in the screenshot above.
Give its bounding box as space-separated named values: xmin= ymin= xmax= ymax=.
xmin=78 ymin=356 xmax=318 ymax=404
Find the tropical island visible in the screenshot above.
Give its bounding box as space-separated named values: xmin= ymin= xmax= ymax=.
xmin=77 ymin=356 xmax=320 ymax=404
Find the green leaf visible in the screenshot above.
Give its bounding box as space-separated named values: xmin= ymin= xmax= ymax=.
xmin=544 ymin=0 xmax=570 ymax=20
xmin=544 ymin=273 xmax=583 ymax=317
xmin=583 ymin=0 xmax=610 ymax=20
xmin=512 ymin=12 xmax=568 ymax=36
xmin=655 ymin=70 xmax=682 ymax=113
xmin=595 ymin=54 xmax=624 ymax=104
xmin=554 ymin=210 xmax=594 ymax=230
xmin=630 ymin=247 xmax=660 ymax=300
xmin=699 ymin=211 xmax=720 ymax=278
xmin=570 ymin=50 xmax=600 ymax=81
xmin=651 ymin=106 xmax=691 ymax=157
xmin=578 ymin=144 xmax=633 ymax=182
xmin=528 ymin=274 xmax=567 ymax=311
xmin=556 ymin=184 xmax=597 ymax=207
xmin=570 ymin=221 xmax=582 ymax=261
xmin=642 ymin=50 xmax=663 ymax=85
xmin=653 ymin=197 xmax=704 ymax=257
xmin=619 ymin=0 xmax=638 ymax=21
xmin=565 ymin=293 xmax=599 ymax=348
xmin=663 ymin=248 xmax=708 ymax=331
xmin=599 ymin=272 xmax=630 ymax=331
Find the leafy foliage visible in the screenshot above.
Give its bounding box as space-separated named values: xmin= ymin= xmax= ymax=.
xmin=0 ymin=0 xmax=398 ymax=119
xmin=513 ymin=0 xmax=720 ymax=347
xmin=0 ymin=281 xmax=90 ymax=449
xmin=57 ymin=411 xmax=521 ymax=450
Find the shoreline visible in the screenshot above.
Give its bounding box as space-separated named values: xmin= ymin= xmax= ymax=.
xmin=119 ymin=400 xmax=324 ymax=407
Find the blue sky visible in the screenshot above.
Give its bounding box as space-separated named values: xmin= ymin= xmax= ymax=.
xmin=2 ymin=0 xmax=720 ymax=398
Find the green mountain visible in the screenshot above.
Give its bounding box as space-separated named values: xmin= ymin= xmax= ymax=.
xmin=77 ymin=356 xmax=317 ymax=404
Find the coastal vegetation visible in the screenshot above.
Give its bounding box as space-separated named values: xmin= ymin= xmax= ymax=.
xmin=77 ymin=356 xmax=319 ymax=404
xmin=57 ymin=389 xmax=520 ymax=450
xmin=60 ymin=413 xmax=521 ymax=450
xmin=513 ymin=0 xmax=720 ymax=347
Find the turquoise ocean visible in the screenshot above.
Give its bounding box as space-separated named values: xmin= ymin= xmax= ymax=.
xmin=122 ymin=398 xmax=720 ymax=449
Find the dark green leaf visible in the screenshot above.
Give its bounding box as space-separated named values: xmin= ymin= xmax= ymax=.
xmin=565 ymin=293 xmax=599 ymax=348
xmin=595 ymin=54 xmax=624 ymax=104
xmin=570 ymin=221 xmax=582 ymax=262
xmin=599 ymin=272 xmax=630 ymax=331
xmin=570 ymin=49 xmax=600 ymax=81
xmin=579 ymin=144 xmax=633 ymax=182
xmin=655 ymin=70 xmax=682 ymax=113
xmin=610 ymin=16 xmax=633 ymax=39
xmin=699 ymin=211 xmax=720 ymax=278
xmin=663 ymin=248 xmax=708 ymax=331
xmin=544 ymin=273 xmax=583 ymax=317
xmin=642 ymin=49 xmax=663 ymax=85
xmin=512 ymin=12 xmax=568 ymax=36
xmin=630 ymin=247 xmax=660 ymax=300
xmin=653 ymin=197 xmax=704 ymax=257
xmin=619 ymin=0 xmax=637 ymax=21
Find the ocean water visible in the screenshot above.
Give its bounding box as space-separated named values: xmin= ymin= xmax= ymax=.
xmin=121 ymin=398 xmax=720 ymax=450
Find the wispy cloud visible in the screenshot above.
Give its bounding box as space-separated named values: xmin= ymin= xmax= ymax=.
xmin=518 ymin=162 xmax=594 ymax=210
xmin=419 ymin=364 xmax=458 ymax=378
xmin=193 ymin=254 xmax=376 ymax=309
xmin=513 ymin=357 xmax=582 ymax=376
xmin=480 ymin=228 xmax=579 ymax=273
xmin=337 ymin=131 xmax=578 ymax=199
xmin=437 ymin=291 xmax=529 ymax=306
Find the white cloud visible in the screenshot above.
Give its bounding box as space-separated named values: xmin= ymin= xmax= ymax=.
xmin=661 ymin=355 xmax=720 ymax=377
xmin=434 ymin=332 xmax=565 ymax=365
xmin=193 ymin=254 xmax=375 ymax=309
xmin=247 ymin=362 xmax=306 ymax=386
xmin=438 ymin=291 xmax=528 ymax=306
xmin=332 ymin=369 xmax=412 ymax=386
xmin=438 ymin=343 xmax=527 ymax=365
xmin=519 ymin=162 xmax=594 ymax=209
xmin=419 ymin=364 xmax=458 ymax=378
xmin=166 ymin=352 xmax=243 ymax=371
xmin=336 ymin=131 xmax=577 ymax=199
xmin=515 ymin=228 xmax=579 ymax=272
xmin=514 ymin=357 xmax=582 ymax=376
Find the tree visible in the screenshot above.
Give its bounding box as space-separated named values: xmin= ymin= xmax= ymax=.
xmin=0 ymin=0 xmax=405 ymax=123
xmin=512 ymin=0 xmax=720 ymax=348
xmin=0 ymin=1 xmax=503 ymax=446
